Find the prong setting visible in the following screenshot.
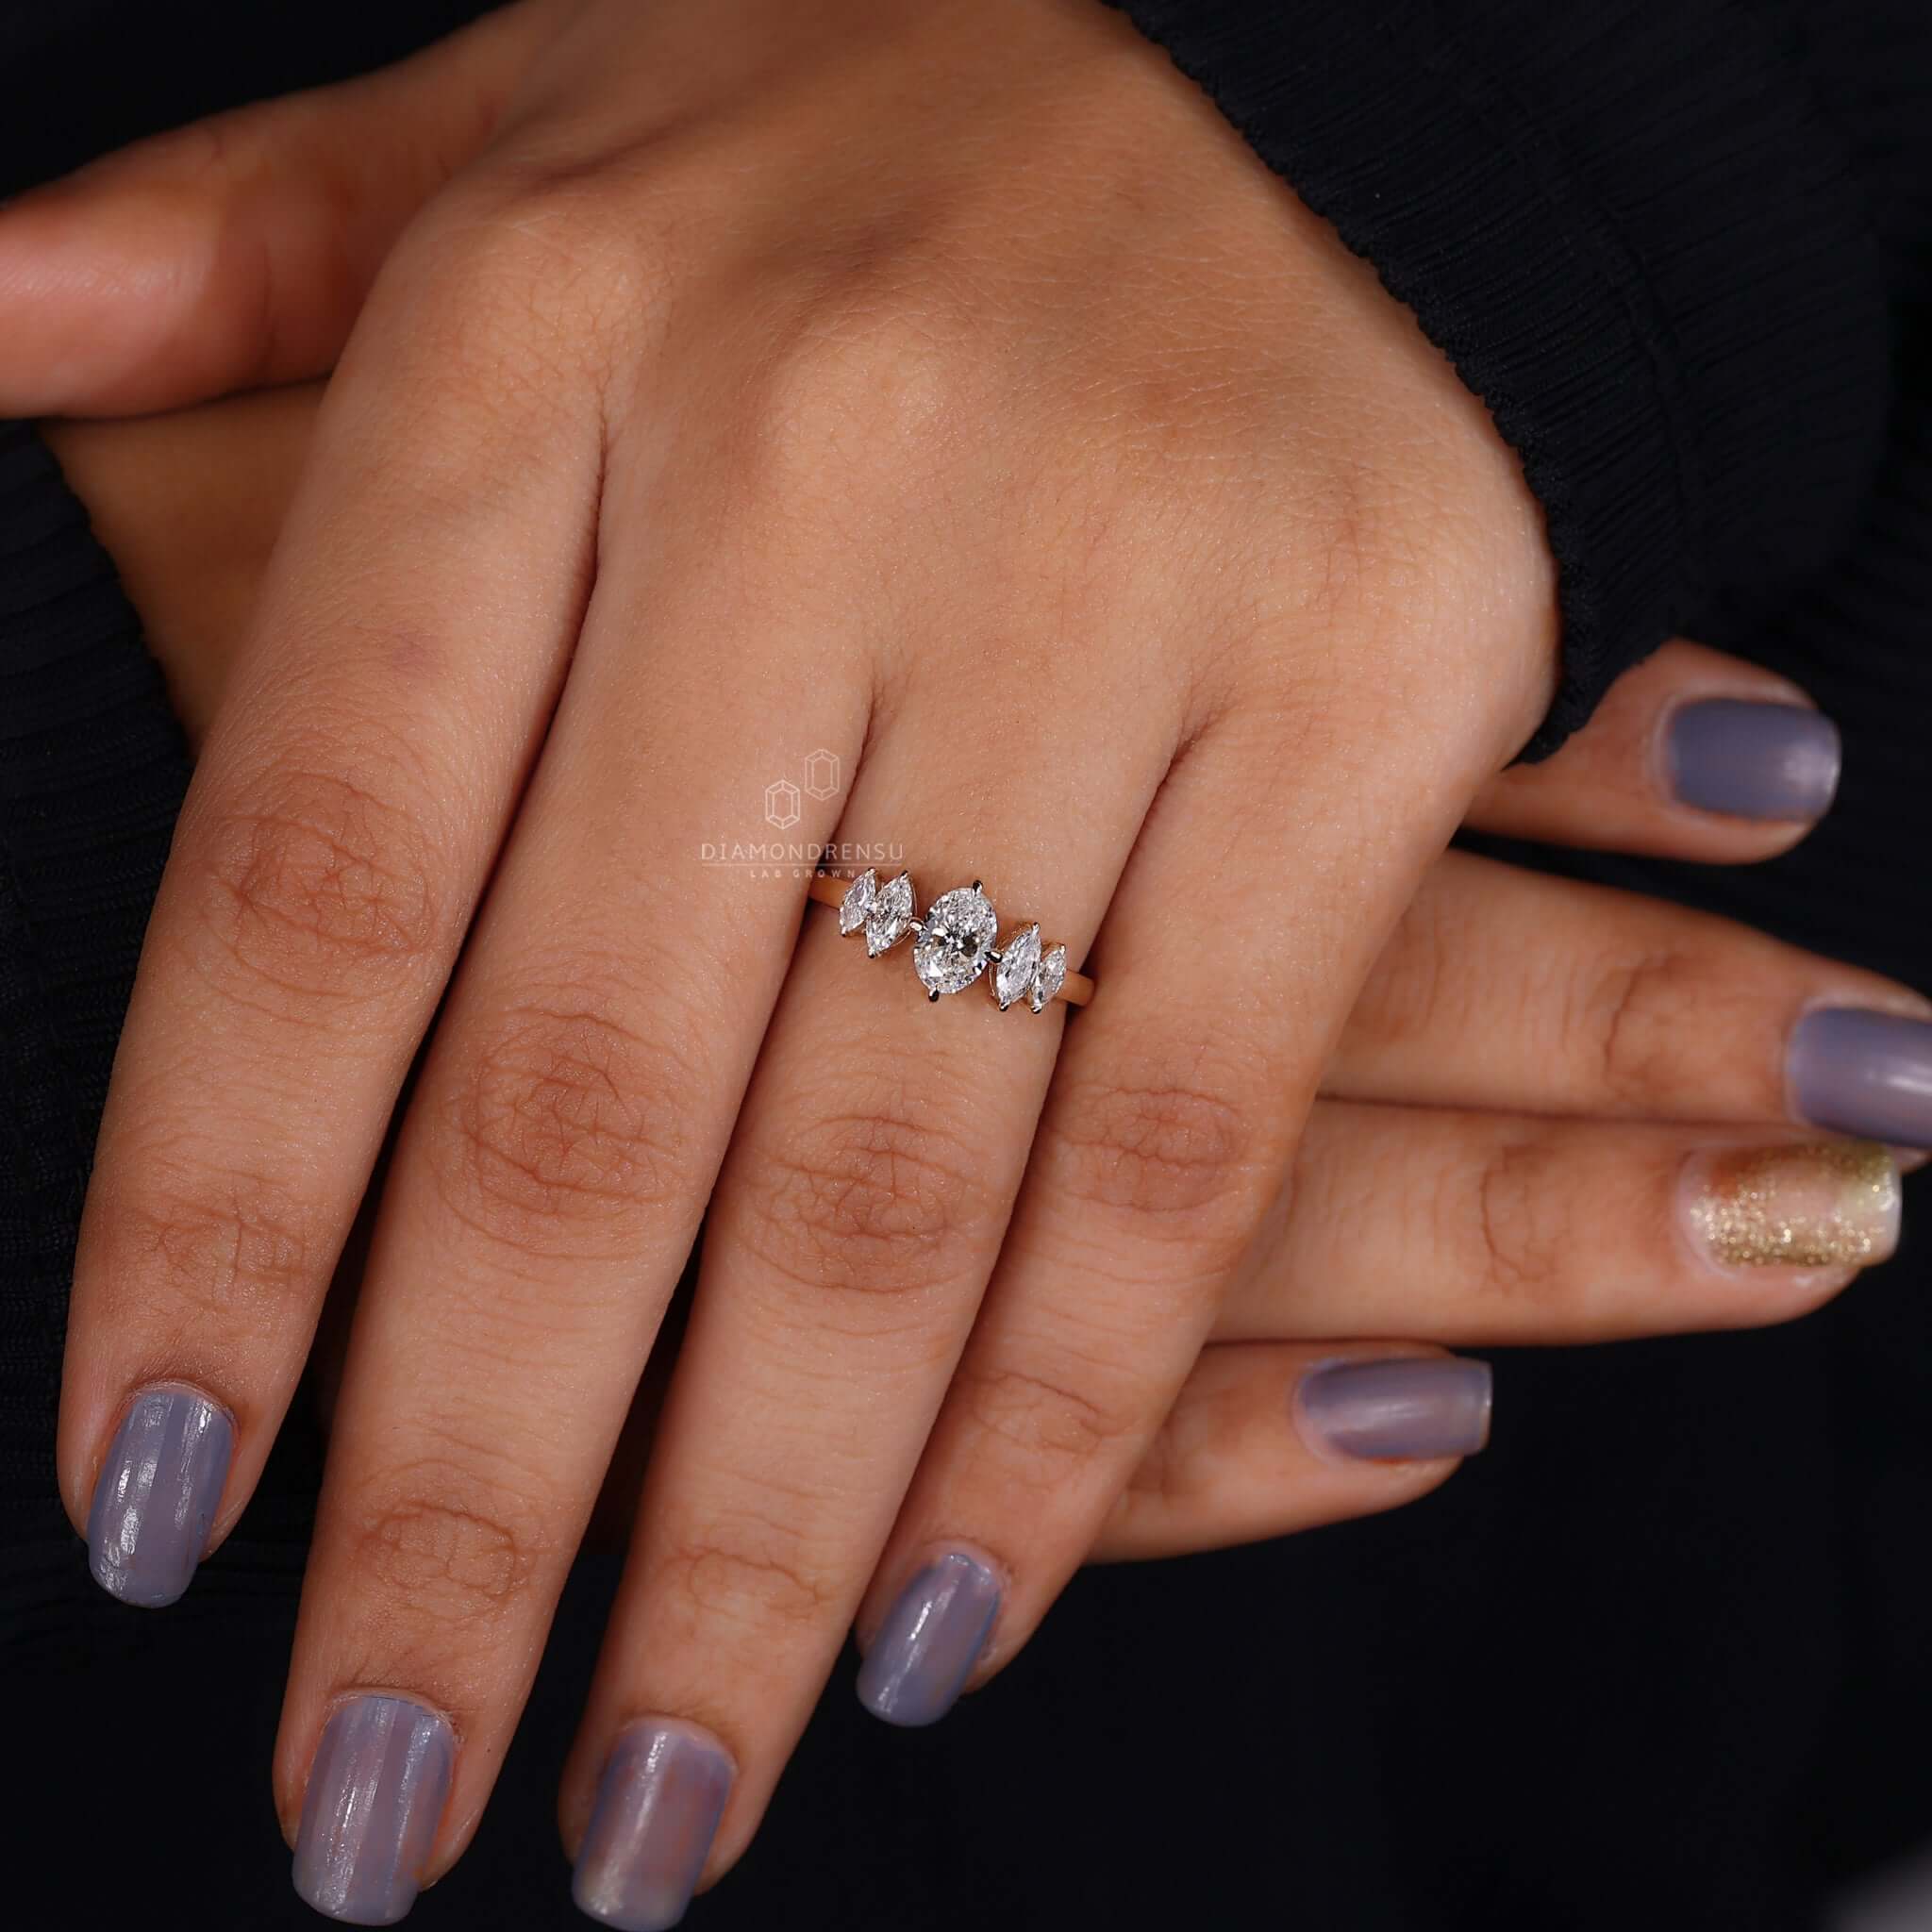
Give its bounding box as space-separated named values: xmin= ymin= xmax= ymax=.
xmin=829 ymin=868 xmax=1075 ymax=1012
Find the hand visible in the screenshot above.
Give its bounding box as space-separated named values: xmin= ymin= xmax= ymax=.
xmin=14 ymin=4 xmax=1915 ymax=1920
xmin=53 ymin=384 xmax=1908 ymax=1560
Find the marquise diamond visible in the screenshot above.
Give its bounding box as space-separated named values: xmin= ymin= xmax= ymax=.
xmin=991 ymin=924 xmax=1041 ymax=1011
xmin=913 ymin=885 xmax=998 ymax=996
xmin=865 ymin=870 xmax=917 ymax=956
xmin=838 ymin=868 xmax=876 ymax=935
xmin=1029 ymin=943 xmax=1068 ymax=1013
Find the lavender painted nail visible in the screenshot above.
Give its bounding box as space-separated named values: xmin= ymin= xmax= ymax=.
xmin=1294 ymin=1357 xmax=1492 ymax=1462
xmin=1790 ymin=1008 xmax=1932 ymax=1150
xmin=574 ymin=1720 xmax=734 ymax=1931
xmin=1666 ymin=699 xmax=1840 ymax=822
xmin=857 ymin=1552 xmax=1001 ymax=1727
xmin=85 ymin=1383 xmax=232 ymax=1607
xmin=293 ymin=1696 xmax=454 ymax=1925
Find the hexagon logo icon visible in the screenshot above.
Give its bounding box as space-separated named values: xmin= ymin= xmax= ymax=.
xmin=764 ymin=778 xmax=802 ymax=829
xmin=804 ymin=748 xmax=841 ymax=800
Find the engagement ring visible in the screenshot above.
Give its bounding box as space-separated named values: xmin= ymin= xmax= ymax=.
xmin=808 ymin=869 xmax=1092 ymax=1010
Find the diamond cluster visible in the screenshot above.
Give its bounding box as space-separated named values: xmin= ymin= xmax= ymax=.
xmin=834 ymin=869 xmax=1069 ymax=1012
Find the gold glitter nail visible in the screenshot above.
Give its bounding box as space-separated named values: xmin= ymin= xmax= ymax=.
xmin=1686 ymin=1141 xmax=1901 ymax=1270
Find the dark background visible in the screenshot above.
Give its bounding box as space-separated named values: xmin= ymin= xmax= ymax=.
xmin=6 ymin=5 xmax=1932 ymax=1927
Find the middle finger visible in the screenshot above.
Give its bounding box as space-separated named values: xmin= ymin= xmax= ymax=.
xmin=561 ymin=662 xmax=1175 ymax=1903
xmin=1329 ymin=851 xmax=1932 ymax=1132
xmin=274 ymin=454 xmax=870 ymax=1915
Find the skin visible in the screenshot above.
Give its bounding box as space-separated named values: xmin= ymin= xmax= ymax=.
xmin=9 ymin=0 xmax=1923 ymax=1904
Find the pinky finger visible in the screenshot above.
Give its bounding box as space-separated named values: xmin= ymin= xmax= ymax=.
xmin=1089 ymin=1342 xmax=1491 ymax=1562
xmin=1465 ymin=638 xmax=1840 ymax=862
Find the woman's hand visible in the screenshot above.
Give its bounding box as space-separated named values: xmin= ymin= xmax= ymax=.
xmin=42 ymin=370 xmax=1920 ymax=1922
xmin=13 ymin=3 xmax=1920 ymax=1921
xmin=30 ymin=7 xmax=1558 ymax=1915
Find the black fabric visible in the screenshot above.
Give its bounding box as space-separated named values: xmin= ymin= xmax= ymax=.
xmin=1107 ymin=0 xmax=1900 ymax=758
xmin=0 ymin=424 xmax=190 ymax=1545
xmin=5 ymin=4 xmax=1932 ymax=1929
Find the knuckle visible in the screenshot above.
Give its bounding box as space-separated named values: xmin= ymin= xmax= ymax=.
xmin=956 ymin=1356 xmax=1143 ymax=1473
xmin=184 ymin=758 xmax=441 ymax=1008
xmin=434 ymin=978 xmax=703 ymax=1259
xmin=1580 ymin=949 xmax=1708 ymax=1108
xmin=1040 ymin=1055 xmax=1267 ymax=1239
xmin=653 ymin=1509 xmax=835 ymax=1641
xmin=93 ymin=1155 xmax=312 ymax=1331
xmin=344 ymin=1457 xmax=553 ymax=1633
xmin=399 ymin=164 xmax=656 ymax=386
xmin=1461 ymin=1138 xmax=1574 ymax=1305
xmin=737 ymin=1074 xmax=999 ymax=1301
xmin=123 ymin=109 xmax=258 ymax=187
xmin=743 ymin=260 xmax=981 ymax=491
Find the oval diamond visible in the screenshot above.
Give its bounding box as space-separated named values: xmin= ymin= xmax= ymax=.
xmin=991 ymin=924 xmax=1041 ymax=1010
xmin=865 ymin=871 xmax=917 ymax=956
xmin=838 ymin=868 xmax=876 ymax=936
xmin=913 ymin=885 xmax=998 ymax=996
xmin=1029 ymin=943 xmax=1068 ymax=1013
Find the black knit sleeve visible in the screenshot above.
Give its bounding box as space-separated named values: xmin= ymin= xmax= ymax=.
xmin=1106 ymin=0 xmax=1904 ymax=757
xmin=0 ymin=422 xmax=189 ymax=1548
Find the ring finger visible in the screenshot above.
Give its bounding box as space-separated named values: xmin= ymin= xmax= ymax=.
xmin=558 ymin=661 xmax=1177 ymax=1912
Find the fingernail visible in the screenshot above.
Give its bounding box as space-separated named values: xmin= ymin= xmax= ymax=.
xmin=293 ymin=1695 xmax=454 ymax=1925
xmin=1790 ymin=1008 xmax=1932 ymax=1149
xmin=573 ymin=1720 xmax=734 ymax=1931
xmin=1684 ymin=1140 xmax=1900 ymax=1271
xmin=1293 ymin=1357 xmax=1492 ymax=1461
xmin=1665 ymin=699 xmax=1840 ymax=821
xmin=85 ymin=1383 xmax=232 ymax=1607
xmin=857 ymin=1552 xmax=1001 ymax=1727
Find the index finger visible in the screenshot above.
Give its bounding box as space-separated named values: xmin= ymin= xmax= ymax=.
xmin=58 ymin=196 xmax=604 ymax=1605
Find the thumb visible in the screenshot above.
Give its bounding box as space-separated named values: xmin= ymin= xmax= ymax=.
xmin=0 ymin=0 xmax=560 ymax=417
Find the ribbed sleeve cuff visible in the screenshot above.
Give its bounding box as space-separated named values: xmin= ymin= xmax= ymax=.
xmin=0 ymin=420 xmax=189 ymax=1526
xmin=1108 ymin=0 xmax=1892 ymax=755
